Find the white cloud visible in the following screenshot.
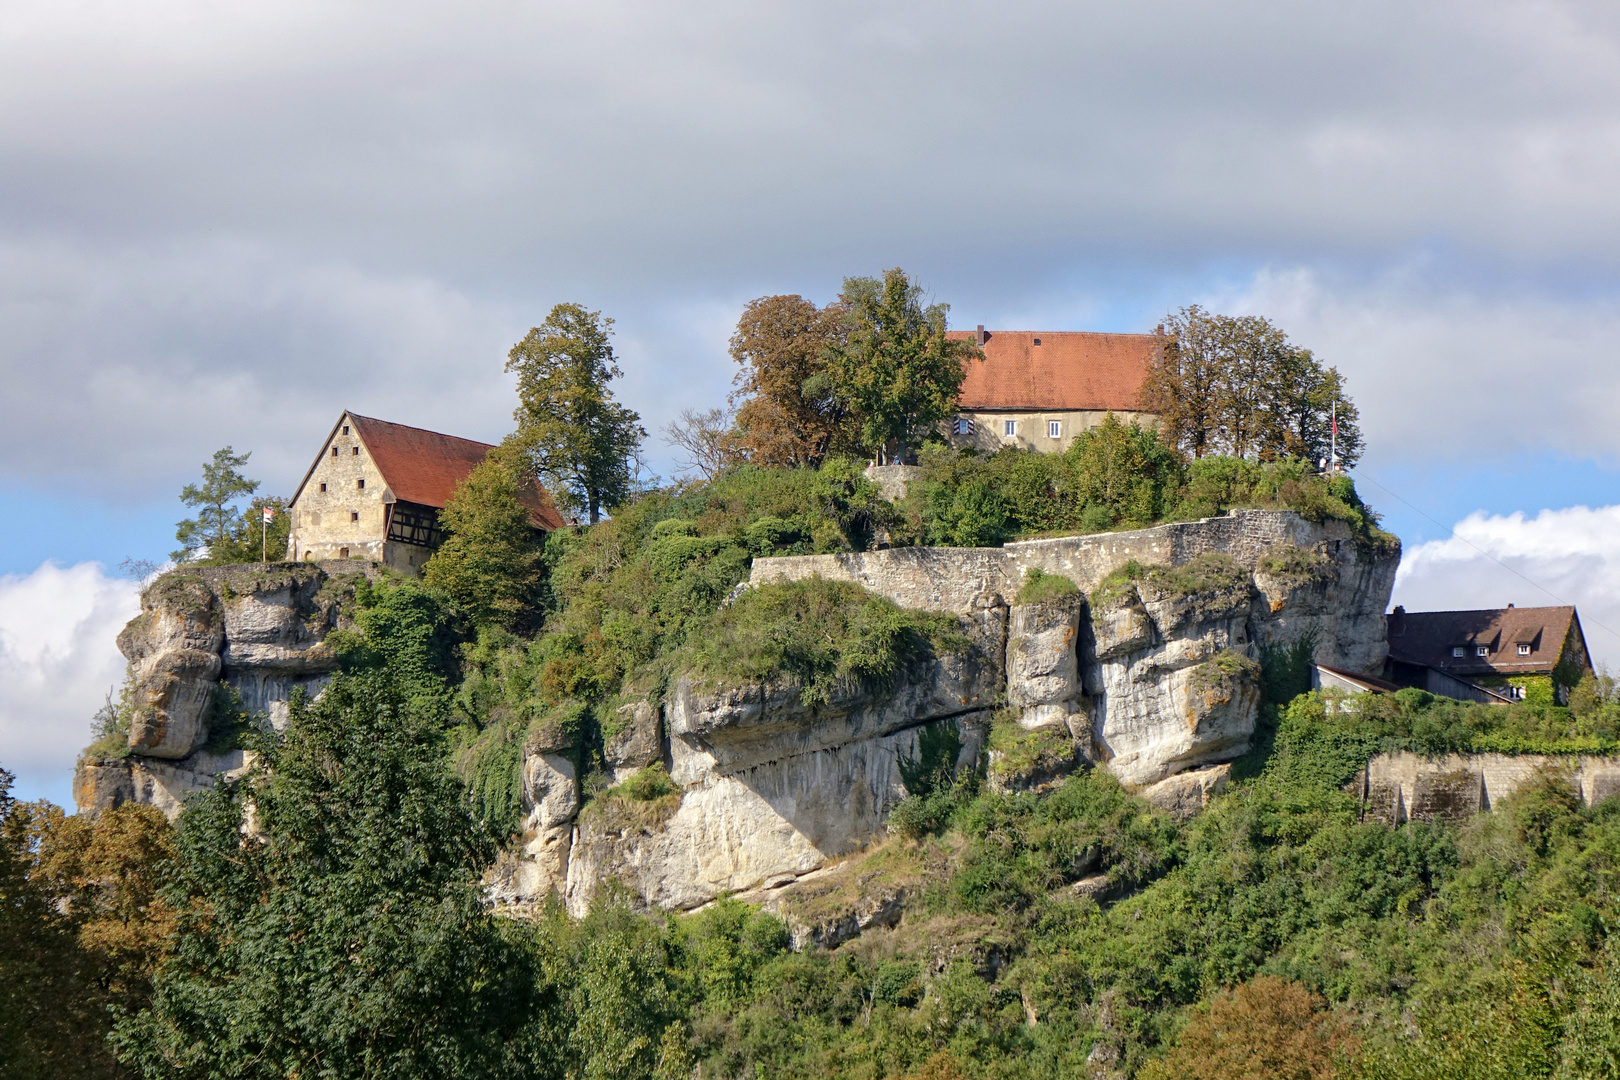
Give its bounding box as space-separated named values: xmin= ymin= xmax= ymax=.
xmin=1393 ymin=505 xmax=1620 ymax=668
xmin=0 ymin=562 xmax=139 ymax=805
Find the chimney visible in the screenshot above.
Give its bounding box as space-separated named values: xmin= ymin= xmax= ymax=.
xmin=1389 ymin=605 xmax=1406 ymax=636
xmin=975 ymin=324 xmax=986 ymax=346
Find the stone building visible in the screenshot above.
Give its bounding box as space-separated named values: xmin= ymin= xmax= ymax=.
xmin=1385 ymin=604 xmax=1593 ymax=704
xmin=944 ymin=327 xmax=1160 ymax=453
xmin=284 ymin=411 xmax=565 ymax=574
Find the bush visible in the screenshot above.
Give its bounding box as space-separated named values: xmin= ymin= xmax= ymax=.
xmin=1015 ymin=568 xmax=1080 ymax=606
xmin=678 ymin=577 xmax=964 ymax=706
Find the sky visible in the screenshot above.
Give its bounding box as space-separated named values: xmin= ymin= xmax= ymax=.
xmin=6 ymin=0 xmax=1620 ymax=806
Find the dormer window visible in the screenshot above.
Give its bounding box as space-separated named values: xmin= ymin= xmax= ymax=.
xmin=1452 ymin=647 xmax=1466 ymax=658
xmin=1518 ymin=643 xmax=1531 ymax=656
xmin=1476 ymin=645 xmax=1489 ymax=657
xmin=1032 ymin=337 xmax=1042 ymax=345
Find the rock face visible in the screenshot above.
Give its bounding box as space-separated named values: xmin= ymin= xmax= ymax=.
xmin=75 ymin=563 xmax=368 ymax=820
xmin=492 ymin=510 xmax=1397 ymax=916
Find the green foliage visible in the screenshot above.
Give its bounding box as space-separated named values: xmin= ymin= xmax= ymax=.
xmin=679 ymin=577 xmax=963 ymax=707
xmin=423 ymin=442 xmax=546 ymax=629
xmin=1062 ymin=413 xmax=1185 ymax=528
xmin=898 ymin=718 xmax=964 ymax=799
xmin=1256 ymin=544 xmax=1335 ymax=589
xmin=827 ymin=268 xmax=981 ymax=462
xmin=198 ymin=494 xmax=291 ymax=565
xmin=328 ymin=576 xmax=459 ymax=708
xmin=1015 ymin=568 xmax=1080 ymax=606
xmin=111 ymin=670 xmax=562 ymax=1080
xmin=1176 ymin=456 xmax=1395 ymax=551
xmin=172 ymin=446 xmax=260 ymax=562
xmin=985 ymin=719 xmax=1079 ymax=788
xmin=508 ymin=303 xmax=647 ymax=523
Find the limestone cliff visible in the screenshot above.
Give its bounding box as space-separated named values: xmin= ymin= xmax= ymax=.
xmin=74 ymin=563 xmax=369 ymax=819
xmin=497 ymin=509 xmax=1397 ymax=915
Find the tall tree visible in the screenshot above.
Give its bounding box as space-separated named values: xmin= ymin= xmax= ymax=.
xmin=173 ymin=447 xmax=259 ymax=561
xmin=423 ymin=441 xmax=545 ymax=628
xmin=727 ymin=294 xmax=851 ymax=467
xmin=662 ymin=407 xmax=734 ymax=483
xmin=507 ymin=304 xmax=646 ymax=524
xmin=112 ymin=671 xmax=562 ymax=1080
xmin=1142 ymin=306 xmax=1362 ymax=467
xmin=827 ymin=269 xmax=981 ymax=464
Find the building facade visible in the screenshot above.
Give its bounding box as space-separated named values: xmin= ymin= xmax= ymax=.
xmin=1385 ymin=604 xmax=1593 ymax=704
xmin=944 ymin=328 xmax=1160 ymax=453
xmin=284 ymin=412 xmax=564 ymax=574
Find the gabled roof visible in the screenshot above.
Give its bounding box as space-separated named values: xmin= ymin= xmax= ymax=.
xmin=290 ymin=412 xmax=566 ymax=531
xmin=1386 ymin=605 xmax=1585 ymax=678
xmin=947 ymin=330 xmax=1159 ymax=413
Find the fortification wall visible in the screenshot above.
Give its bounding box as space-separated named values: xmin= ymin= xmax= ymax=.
xmin=1354 ymin=751 xmax=1620 ymax=824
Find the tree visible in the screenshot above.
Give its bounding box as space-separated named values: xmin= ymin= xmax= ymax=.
xmin=173 ymin=446 xmax=259 ymax=561
xmin=507 ymin=304 xmax=646 ymax=524
xmin=112 ymin=671 xmax=562 ymax=1080
xmin=1142 ymin=307 xmax=1362 ymax=467
xmin=727 ymin=294 xmax=852 ymax=467
xmin=200 ymin=494 xmax=291 ymax=565
xmin=423 ymin=442 xmax=545 ymax=628
xmin=1064 ymin=414 xmax=1185 ymax=530
xmin=827 ymin=269 xmax=981 ymax=464
xmin=1138 ymin=976 xmax=1353 ymax=1080
xmin=663 ymin=407 xmax=734 ymax=483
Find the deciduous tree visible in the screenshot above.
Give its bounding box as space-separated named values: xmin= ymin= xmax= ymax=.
xmin=663 ymin=407 xmax=734 ymax=482
xmin=827 ymin=269 xmax=981 ymax=464
xmin=727 ymin=294 xmax=851 ymax=467
xmin=508 ymin=304 xmax=646 ymax=523
xmin=1138 ymin=976 xmax=1352 ymax=1080
xmin=1143 ymin=307 xmax=1362 ymax=467
xmin=423 ymin=442 xmax=545 ymax=628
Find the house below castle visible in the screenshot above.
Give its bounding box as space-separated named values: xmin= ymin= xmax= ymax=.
xmin=284 ymin=411 xmax=564 ymax=574
xmin=944 ymin=328 xmax=1160 ymax=453
xmin=1385 ymin=604 xmax=1593 ymax=705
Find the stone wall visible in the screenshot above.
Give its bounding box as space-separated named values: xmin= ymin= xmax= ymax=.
xmin=1353 ymin=751 xmax=1620 ymax=824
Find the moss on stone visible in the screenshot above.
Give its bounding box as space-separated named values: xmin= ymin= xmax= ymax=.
xmin=1191 ymin=649 xmax=1262 ymax=693
xmin=1256 ymin=544 xmax=1336 ymax=589
xmin=987 ymin=718 xmax=1079 ymax=785
xmin=1015 ymin=567 xmax=1080 ymax=606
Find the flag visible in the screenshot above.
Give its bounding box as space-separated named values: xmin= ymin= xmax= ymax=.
xmin=262 ymin=507 xmax=275 ymax=523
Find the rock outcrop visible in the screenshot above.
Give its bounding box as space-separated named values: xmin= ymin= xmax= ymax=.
xmin=494 ymin=510 xmax=1396 ymax=915
xmin=75 ymin=562 xmax=370 ymax=820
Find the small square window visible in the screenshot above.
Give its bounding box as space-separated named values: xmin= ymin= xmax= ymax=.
xmin=1518 ymin=643 xmax=1531 ymax=656
xmin=331 ymin=446 xmax=338 ymax=457
xmin=1032 ymin=337 xmax=1042 ymax=345
xmin=1048 ymin=420 xmax=1062 ymax=439
xmin=351 ymin=511 xmax=359 ymax=522
xmin=1003 ymin=420 xmax=1016 ymax=437
xmin=352 ymin=446 xmax=360 ymax=456
xmin=1476 ymin=645 xmax=1489 ymax=657
xmin=342 ymin=425 xmax=350 ymax=435
xmin=1452 ymin=647 xmax=1466 ymax=658
xmin=319 ymin=482 xmax=327 ymax=493
xmin=357 ymin=478 xmax=365 ymax=489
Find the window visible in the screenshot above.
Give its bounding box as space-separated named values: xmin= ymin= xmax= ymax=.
xmin=339 ymin=547 xmax=349 ymax=559
xmin=357 ymin=478 xmax=365 ymax=489
xmin=351 ymin=511 xmax=359 ymax=522
xmin=331 ymin=446 xmax=338 ymax=457
xmin=1476 ymin=645 xmax=1489 ymax=657
xmin=1003 ymin=419 xmax=1016 ymax=437
xmin=1518 ymin=643 xmax=1532 ymax=656
xmin=953 ymin=417 xmax=975 ymax=436
xmin=1452 ymin=646 xmax=1466 ymax=657
xmin=352 ymin=446 xmax=360 ymax=456
xmin=319 ymin=482 xmax=327 ymax=493
xmin=1048 ymin=420 xmax=1062 ymax=439
xmin=342 ymin=425 xmax=350 ymax=435
xmin=1032 ymin=337 xmax=1042 ymax=345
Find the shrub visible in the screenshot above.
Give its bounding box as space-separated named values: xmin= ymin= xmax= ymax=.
xmin=1015 ymin=568 xmax=1080 ymax=606
xmin=1137 ymin=976 xmax=1352 ymax=1080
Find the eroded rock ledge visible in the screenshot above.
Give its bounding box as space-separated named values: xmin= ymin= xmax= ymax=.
xmin=497 ymin=509 xmax=1397 ymax=916
xmin=74 ymin=562 xmax=373 ymax=819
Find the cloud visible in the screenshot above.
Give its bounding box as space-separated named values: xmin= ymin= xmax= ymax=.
xmin=1206 ymin=263 xmax=1620 ymax=467
xmin=1394 ymin=504 xmax=1620 ymax=668
xmin=0 ymin=562 xmax=139 ymax=805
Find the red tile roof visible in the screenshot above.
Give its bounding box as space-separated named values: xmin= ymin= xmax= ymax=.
xmin=345 ymin=413 xmax=565 ymax=530
xmin=1386 ymin=605 xmax=1585 ymax=678
xmin=947 ymin=330 xmax=1159 ymax=412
